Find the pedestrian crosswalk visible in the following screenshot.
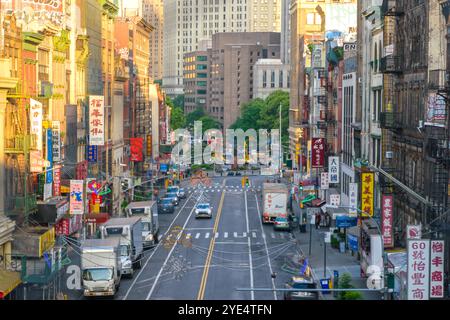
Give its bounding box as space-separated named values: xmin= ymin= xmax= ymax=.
xmin=186 ymin=185 xmax=262 ymax=193
xmin=162 ymin=230 xmax=291 ymax=241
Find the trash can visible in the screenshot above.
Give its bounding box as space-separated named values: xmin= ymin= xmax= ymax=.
xmin=339 ymin=241 xmax=346 ymax=253
xmin=320 ymin=278 xmax=331 ymax=294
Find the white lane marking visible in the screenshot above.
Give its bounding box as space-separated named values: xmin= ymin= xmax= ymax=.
xmin=145 ymin=191 xmax=205 ymax=300
xmin=233 ymin=232 xmax=238 ymax=238
xmin=254 ymin=193 xmax=278 ymax=300
xmin=224 ymin=232 xmax=228 ymax=238
xmin=184 ymin=227 xmax=214 ymax=230
xmin=252 ymin=232 xmax=257 ymax=238
xmin=244 ymin=190 xmax=255 ymax=300
xmin=215 ymin=242 xmax=248 ymax=245
xmin=123 ymin=190 xmax=197 ymax=300
xmin=215 ymin=232 xmax=219 ymax=238
xmin=205 ymin=232 xmax=210 ymax=239
xmin=195 ymin=233 xmax=201 ymax=239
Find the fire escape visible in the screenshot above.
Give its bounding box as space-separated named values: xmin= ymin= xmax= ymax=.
xmin=379 ymin=0 xmax=404 ymax=195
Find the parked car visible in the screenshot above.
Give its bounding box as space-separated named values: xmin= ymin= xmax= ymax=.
xmin=165 ymin=192 xmax=179 ymax=206
xmin=273 ymin=216 xmax=293 ymax=231
xmin=235 ymin=171 xmax=242 ymax=176
xmin=195 ymin=203 xmax=212 ymax=219
xmin=178 ymin=188 xmax=187 ymax=199
xmin=284 ymin=276 xmax=319 ymax=300
xmin=158 ymin=198 xmax=175 ymax=213
xmin=227 ymin=171 xmax=235 ymax=176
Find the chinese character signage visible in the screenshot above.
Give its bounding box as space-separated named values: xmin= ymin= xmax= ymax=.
xmin=89 ymin=95 xmax=105 ymax=146
xmin=44 ymin=183 xmax=52 ymax=201
xmin=329 ymin=194 xmax=340 ymax=206
xmin=46 ymin=128 xmax=53 ymax=184
xmin=361 ymin=173 xmax=374 ymax=217
xmin=425 ymin=93 xmax=446 ymax=127
xmin=320 ymin=172 xmax=329 ymax=190
xmin=30 ymin=98 xmax=43 ymax=151
xmin=381 ymin=195 xmax=394 ymax=248
xmin=407 ymin=240 xmax=430 ymax=300
xmin=53 ymin=165 xmax=61 ymax=196
xmin=30 ymin=150 xmax=47 ymax=173
xmin=311 ymin=138 xmax=325 ymax=168
xmin=87 ymin=145 xmax=98 ymax=162
xmin=130 ymin=137 xmax=144 ymax=162
xmin=430 ymin=240 xmax=445 ymax=298
xmin=349 ymin=183 xmax=358 ymax=216
xmin=147 ymin=134 xmax=152 ymax=157
xmin=52 ymin=121 xmax=61 ymax=162
xmin=69 ymin=180 xmax=84 ymax=215
xmin=328 ymin=156 xmax=339 ymax=184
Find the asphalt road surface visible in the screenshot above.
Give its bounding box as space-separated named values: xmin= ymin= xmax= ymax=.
xmin=114 ymin=175 xmax=299 ymax=300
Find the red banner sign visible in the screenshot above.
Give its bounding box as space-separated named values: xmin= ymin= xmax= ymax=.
xmin=53 ymin=165 xmax=61 ymax=196
xmin=130 ymin=137 xmax=144 ymax=162
xmin=311 ymin=138 xmax=325 ymax=168
xmin=381 ymin=195 xmax=394 ymax=248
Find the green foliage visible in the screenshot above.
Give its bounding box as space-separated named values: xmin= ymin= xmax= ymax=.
xmin=173 ymin=95 xmax=185 ymax=111
xmin=338 ymin=273 xmax=364 ymax=300
xmin=185 ymin=107 xmax=221 ymax=133
xmin=186 ymin=107 xmax=206 ymax=126
xmin=230 ymin=90 xmax=290 ymax=147
xmin=170 ymin=106 xmax=186 ymax=131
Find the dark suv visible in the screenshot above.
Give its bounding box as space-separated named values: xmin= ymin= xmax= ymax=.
xmin=158 ymin=198 xmax=175 ymax=213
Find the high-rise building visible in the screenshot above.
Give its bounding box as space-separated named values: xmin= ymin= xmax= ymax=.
xmin=209 ymin=32 xmax=280 ymax=128
xmin=183 ymin=51 xmax=210 ymax=114
xmin=142 ymin=0 xmax=164 ymax=81
xmin=162 ymin=0 xmax=281 ymax=97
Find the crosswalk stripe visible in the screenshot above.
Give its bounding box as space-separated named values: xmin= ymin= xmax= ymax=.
xmin=262 ymin=233 xmax=266 ymax=239
xmin=186 ymin=233 xmax=191 ymax=239
xmin=252 ymin=232 xmax=257 ymax=238
xmin=195 ymin=233 xmax=201 ymax=239
xmin=215 ymin=232 xmax=219 ymax=238
xmin=233 ymin=232 xmax=237 ymax=238
xmin=224 ymin=232 xmax=228 ymax=238
xmin=205 ymin=232 xmax=210 ymax=239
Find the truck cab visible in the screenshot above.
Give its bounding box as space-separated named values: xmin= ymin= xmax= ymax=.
xmin=81 ymin=239 xmax=122 ymax=297
xmin=125 ymin=201 xmax=160 ymax=249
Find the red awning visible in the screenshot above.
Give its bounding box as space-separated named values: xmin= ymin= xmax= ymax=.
xmin=84 ymin=212 xmax=110 ymax=224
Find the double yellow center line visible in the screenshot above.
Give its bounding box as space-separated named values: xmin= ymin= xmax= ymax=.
xmin=197 ymin=179 xmax=226 ymax=300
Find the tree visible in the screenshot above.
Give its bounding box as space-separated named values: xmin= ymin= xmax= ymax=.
xmin=173 ymin=94 xmax=185 ymax=111
xmin=186 ymin=107 xmax=206 ymax=126
xmin=170 ymin=106 xmax=186 ymax=130
xmin=338 ymin=273 xmax=363 ymax=300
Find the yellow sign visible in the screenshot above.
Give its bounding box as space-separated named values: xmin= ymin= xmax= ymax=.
xmin=361 ymin=172 xmax=374 ymax=217
xmin=147 ymin=135 xmax=152 ymax=157
xmin=38 ymin=227 xmax=55 ymax=257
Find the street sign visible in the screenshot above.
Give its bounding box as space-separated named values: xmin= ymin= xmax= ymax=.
xmin=407 ymin=225 xmax=422 ymax=240
xmin=324 ymin=232 xmax=331 ymax=243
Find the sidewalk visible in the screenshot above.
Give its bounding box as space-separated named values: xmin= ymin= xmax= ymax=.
xmin=291 ymin=198 xmax=382 ymax=300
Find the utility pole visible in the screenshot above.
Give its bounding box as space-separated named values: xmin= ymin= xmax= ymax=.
xmin=279 ymin=103 xmax=283 ymax=178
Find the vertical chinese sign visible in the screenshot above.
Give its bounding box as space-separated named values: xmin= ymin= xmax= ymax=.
xmin=147 ymin=134 xmax=152 ymax=157
xmin=53 ymin=165 xmax=61 ymax=196
xmin=87 ymin=145 xmax=98 ymax=162
xmin=328 ymin=156 xmax=339 ymax=184
xmin=407 ymin=240 xmax=430 ymax=300
xmin=320 ymin=172 xmax=329 ymax=190
xmin=130 ymin=137 xmax=144 ymax=162
xmin=361 ymin=172 xmax=374 ymax=217
xmin=349 ymin=183 xmax=358 ymax=216
xmin=89 ymin=95 xmax=105 ymax=146
xmin=329 ymin=194 xmax=340 ymax=206
xmin=70 ymin=180 xmax=84 ymax=215
xmin=46 ymin=128 xmax=53 ymax=183
xmin=30 ymin=98 xmax=43 ymax=151
xmin=311 ymin=138 xmax=325 ymax=168
xmin=381 ymin=195 xmax=394 ymax=248
xmin=52 ymin=121 xmax=61 ymax=162
xmin=430 ymin=240 xmax=445 ymax=298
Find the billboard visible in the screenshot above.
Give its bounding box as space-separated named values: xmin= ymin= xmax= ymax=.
xmin=46 ymin=128 xmax=53 ymax=183
xmin=361 ymin=172 xmax=374 ymax=217
xmin=53 ymin=165 xmax=61 ymax=196
xmin=69 ymin=180 xmax=84 ymax=215
xmin=328 ymin=156 xmax=339 ymax=184
xmin=407 ymin=240 xmax=430 ymax=300
xmin=311 ymin=138 xmax=325 ymax=168
xmin=89 ymin=95 xmax=105 ymax=145
xmin=425 ymin=93 xmax=446 ymax=127
xmin=381 ymin=195 xmax=394 ymax=248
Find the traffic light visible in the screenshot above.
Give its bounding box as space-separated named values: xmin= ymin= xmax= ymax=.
xmin=245 ymin=177 xmax=249 ymax=187
xmin=299 ymin=182 xmax=304 ymax=191
xmin=300 ymin=202 xmax=304 ymax=209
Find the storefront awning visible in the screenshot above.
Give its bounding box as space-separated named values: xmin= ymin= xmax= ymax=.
xmin=84 ymin=212 xmax=109 ymax=224
xmin=310 ymin=199 xmax=326 ymax=207
xmin=0 ymin=269 xmax=21 ymax=299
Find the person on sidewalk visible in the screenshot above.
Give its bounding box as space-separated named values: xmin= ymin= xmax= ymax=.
xmin=315 ymin=214 xmax=321 ymax=229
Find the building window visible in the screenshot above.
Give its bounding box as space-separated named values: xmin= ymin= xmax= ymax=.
xmin=279 ymin=70 xmax=283 ymax=88
xmin=270 ymin=71 xmax=275 ymax=88
xmin=263 ymin=71 xmax=267 ymax=88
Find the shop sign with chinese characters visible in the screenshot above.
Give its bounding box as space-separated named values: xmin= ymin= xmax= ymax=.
xmin=329 ymin=194 xmax=340 ymax=206
xmin=381 ymin=195 xmax=394 ymax=248
xmin=320 ymin=172 xmax=329 ymax=190
xmin=328 ymin=156 xmax=339 ymax=184
xmin=407 ymin=240 xmax=430 ymax=300
xmin=30 ymin=98 xmax=43 ymax=151
xmin=348 ymin=183 xmax=358 ymax=216
xmin=89 ymin=96 xmax=105 ymax=146
xmin=430 ymin=240 xmax=445 ymax=298
xmin=311 ymin=138 xmax=325 ymax=168
xmin=361 ymin=172 xmax=374 ymax=217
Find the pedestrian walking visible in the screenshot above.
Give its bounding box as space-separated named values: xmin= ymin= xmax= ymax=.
xmin=315 ymin=214 xmax=321 ymax=229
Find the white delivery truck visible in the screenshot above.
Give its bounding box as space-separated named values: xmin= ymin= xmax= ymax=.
xmin=81 ymin=238 xmax=122 ymax=297
xmin=100 ymin=217 xmax=143 ymax=277
xmin=262 ymin=183 xmax=289 ymax=223
xmin=125 ymin=201 xmax=159 ymax=249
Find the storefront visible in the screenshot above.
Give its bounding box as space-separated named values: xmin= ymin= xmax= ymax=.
xmin=84 ymin=213 xmax=110 ymax=238
xmin=387 ymin=251 xmax=407 ymax=300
